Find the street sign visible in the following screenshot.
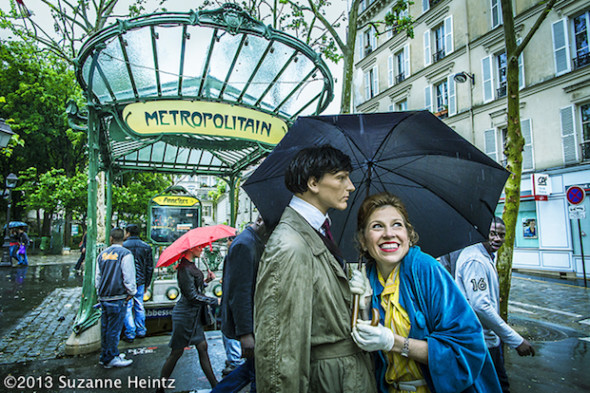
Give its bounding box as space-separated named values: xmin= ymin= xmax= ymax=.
xmin=568 ymin=205 xmax=586 ymax=220
xmin=566 ymin=186 xmax=586 ymax=205
xmin=532 ymin=173 xmax=550 ymax=201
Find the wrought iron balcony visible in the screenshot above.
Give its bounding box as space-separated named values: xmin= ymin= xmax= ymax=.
xmin=573 ymin=53 xmax=590 ymax=70
xmin=496 ymin=82 xmax=507 ymax=98
xmin=432 ymin=49 xmax=445 ymax=63
xmin=396 ymin=73 xmax=405 ymax=84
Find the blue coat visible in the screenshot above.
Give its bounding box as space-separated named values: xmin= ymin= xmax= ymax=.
xmin=367 ymin=246 xmax=501 ymax=393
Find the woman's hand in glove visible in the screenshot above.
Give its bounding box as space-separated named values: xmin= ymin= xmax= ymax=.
xmin=349 ymin=266 xmax=372 ymax=309
xmin=352 ymin=319 xmax=395 ymax=352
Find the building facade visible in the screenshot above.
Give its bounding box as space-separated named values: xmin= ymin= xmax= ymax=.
xmin=354 ymin=0 xmax=590 ymax=277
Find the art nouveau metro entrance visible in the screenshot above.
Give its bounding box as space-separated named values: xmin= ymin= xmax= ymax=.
xmin=65 ymin=3 xmax=333 ymax=351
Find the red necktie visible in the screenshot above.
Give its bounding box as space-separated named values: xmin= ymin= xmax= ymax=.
xmin=321 ymin=219 xmax=334 ymax=242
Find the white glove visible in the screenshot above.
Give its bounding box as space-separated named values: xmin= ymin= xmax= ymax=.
xmin=352 ymin=319 xmax=395 ymax=352
xmin=349 ymin=266 xmax=372 ymax=309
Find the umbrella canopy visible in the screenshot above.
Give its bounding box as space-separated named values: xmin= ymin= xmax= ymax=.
xmin=242 ymin=111 xmax=509 ymax=260
xmin=8 ymin=221 xmax=28 ymax=229
xmin=156 ymin=224 xmax=236 ymax=267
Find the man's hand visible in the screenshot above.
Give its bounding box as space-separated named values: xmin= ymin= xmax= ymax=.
xmin=349 ymin=266 xmax=372 ymax=309
xmin=205 ymin=269 xmax=216 ymax=283
xmin=240 ymin=333 xmax=255 ymax=359
xmin=516 ymin=339 xmax=535 ymax=356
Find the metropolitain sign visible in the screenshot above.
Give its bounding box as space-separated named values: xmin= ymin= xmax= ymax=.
xmin=123 ymin=100 xmax=288 ymax=145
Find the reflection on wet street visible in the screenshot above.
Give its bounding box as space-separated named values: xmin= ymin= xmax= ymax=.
xmin=0 ymin=254 xmax=81 ymax=337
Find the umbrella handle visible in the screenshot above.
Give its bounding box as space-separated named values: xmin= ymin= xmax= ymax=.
xmin=351 ymin=296 xmax=380 ymax=329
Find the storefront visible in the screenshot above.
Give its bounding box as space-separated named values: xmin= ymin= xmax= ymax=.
xmin=496 ymin=163 xmax=590 ymax=278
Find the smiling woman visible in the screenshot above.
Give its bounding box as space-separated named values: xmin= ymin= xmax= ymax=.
xmin=350 ymin=191 xmax=503 ymax=393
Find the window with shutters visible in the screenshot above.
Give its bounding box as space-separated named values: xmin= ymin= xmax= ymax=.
xmin=573 ymin=11 xmax=590 ymax=70
xmin=395 ymin=46 xmax=409 ymax=84
xmin=363 ymin=28 xmax=376 ymax=58
xmin=560 ymin=105 xmax=578 ymax=164
xmin=434 ymin=79 xmax=448 ymax=118
xmin=433 ymin=23 xmax=446 ymax=62
xmin=485 ymin=123 xmax=533 ymax=170
xmin=364 ymin=66 xmax=378 ymax=101
xmin=482 ymin=50 xmax=524 ymax=102
xmin=491 ymin=0 xmax=502 ymax=29
xmin=582 ymin=103 xmax=590 ymax=161
xmin=427 ymin=16 xmax=453 ymax=65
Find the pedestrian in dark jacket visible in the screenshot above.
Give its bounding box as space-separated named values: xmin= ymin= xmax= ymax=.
xmin=122 ymin=224 xmax=153 ymax=342
xmin=212 ymin=215 xmax=269 ymax=393
xmin=95 ymin=228 xmax=136 ymax=368
xmin=158 ymin=246 xmax=219 ymax=391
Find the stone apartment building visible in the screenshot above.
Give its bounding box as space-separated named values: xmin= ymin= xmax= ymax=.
xmin=354 ymin=0 xmax=590 ymax=277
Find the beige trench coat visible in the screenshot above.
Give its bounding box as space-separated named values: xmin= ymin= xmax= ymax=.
xmin=254 ymin=207 xmax=376 ymax=393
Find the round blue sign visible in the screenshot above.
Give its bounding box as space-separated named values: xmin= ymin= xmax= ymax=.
xmin=566 ymin=186 xmax=585 ymax=205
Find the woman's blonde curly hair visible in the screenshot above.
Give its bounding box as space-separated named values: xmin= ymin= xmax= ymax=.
xmin=356 ymin=192 xmax=419 ymax=261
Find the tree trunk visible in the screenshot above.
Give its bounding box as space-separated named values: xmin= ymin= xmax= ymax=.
xmin=64 ymin=210 xmax=72 ymax=247
xmin=41 ymin=210 xmax=52 ymax=237
xmin=340 ymin=3 xmax=360 ymax=114
xmin=497 ymin=0 xmax=524 ymax=321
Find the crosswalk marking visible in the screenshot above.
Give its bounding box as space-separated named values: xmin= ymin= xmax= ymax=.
xmin=509 ymin=301 xmax=583 ymax=318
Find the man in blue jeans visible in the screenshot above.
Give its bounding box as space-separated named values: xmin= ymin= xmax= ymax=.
xmin=96 ymin=228 xmax=136 ymax=368
xmin=122 ymin=224 xmax=153 ymax=343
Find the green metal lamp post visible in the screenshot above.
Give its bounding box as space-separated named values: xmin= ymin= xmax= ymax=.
xmin=1 ymin=173 xmax=19 ymax=267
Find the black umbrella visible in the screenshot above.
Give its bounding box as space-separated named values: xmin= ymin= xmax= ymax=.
xmin=243 ymin=111 xmax=509 ymax=260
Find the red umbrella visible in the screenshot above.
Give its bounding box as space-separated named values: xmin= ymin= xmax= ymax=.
xmin=156 ymin=224 xmax=236 ymax=267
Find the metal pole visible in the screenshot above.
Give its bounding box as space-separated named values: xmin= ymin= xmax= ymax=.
xmin=1 ymin=191 xmax=12 ymax=266
xmin=105 ymin=169 xmax=112 ymax=243
xmin=578 ymin=218 xmax=587 ymax=288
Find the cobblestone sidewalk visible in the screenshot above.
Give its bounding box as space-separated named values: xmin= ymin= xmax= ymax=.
xmin=0 ymin=287 xmax=81 ymax=364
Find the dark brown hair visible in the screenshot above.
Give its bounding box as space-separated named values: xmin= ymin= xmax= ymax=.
xmin=356 ymin=192 xmax=419 ymax=260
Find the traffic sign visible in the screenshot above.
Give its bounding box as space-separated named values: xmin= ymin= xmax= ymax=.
xmin=568 ymin=205 xmax=586 ymax=220
xmin=566 ymin=186 xmax=586 ymax=205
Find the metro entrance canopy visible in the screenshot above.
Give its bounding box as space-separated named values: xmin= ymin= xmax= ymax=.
xmin=67 ymin=3 xmax=334 ymax=337
xmin=71 ymin=2 xmax=334 ymax=177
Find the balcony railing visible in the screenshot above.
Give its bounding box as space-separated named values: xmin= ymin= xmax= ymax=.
xmin=496 ymin=82 xmax=507 ymax=98
xmin=573 ymin=53 xmax=590 ymax=70
xmin=396 ymin=73 xmax=405 ymax=84
xmin=432 ymin=49 xmax=445 ymax=63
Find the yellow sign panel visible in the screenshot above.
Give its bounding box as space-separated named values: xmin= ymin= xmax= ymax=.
xmin=123 ymin=100 xmax=288 ymax=145
xmin=153 ymin=196 xmax=199 ymax=207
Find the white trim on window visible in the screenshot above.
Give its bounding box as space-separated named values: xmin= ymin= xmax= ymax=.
xmin=424 ymin=85 xmax=432 ymax=112
xmin=560 ymin=105 xmax=577 ymax=164
xmin=521 ymin=119 xmax=534 ymax=170
xmin=482 ymin=55 xmax=494 ymax=103
xmin=422 ymin=0 xmax=430 ymax=13
xmin=424 ymin=29 xmax=431 ymax=67
xmin=404 ymin=44 xmax=411 ymax=77
xmin=552 ymin=19 xmax=571 ymax=76
xmin=444 ymin=16 xmax=454 ymax=55
xmin=517 ymin=38 xmax=525 ymax=90
xmin=388 ymin=54 xmax=394 ymax=87
xmin=447 ymin=75 xmax=456 ymax=116
xmin=484 ymin=129 xmax=498 ymax=162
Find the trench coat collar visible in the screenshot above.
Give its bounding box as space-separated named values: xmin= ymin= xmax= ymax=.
xmin=281 ymin=207 xmax=347 ymax=280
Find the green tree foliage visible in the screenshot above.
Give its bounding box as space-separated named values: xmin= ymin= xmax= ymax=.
xmin=0 ymin=40 xmax=85 ymax=176
xmin=113 ymin=172 xmax=172 ymax=226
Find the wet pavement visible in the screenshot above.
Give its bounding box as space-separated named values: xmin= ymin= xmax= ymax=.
xmin=0 ymin=254 xmax=588 ymax=392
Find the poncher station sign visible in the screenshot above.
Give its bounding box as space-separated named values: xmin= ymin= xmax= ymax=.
xmin=123 ymin=101 xmax=288 ymax=145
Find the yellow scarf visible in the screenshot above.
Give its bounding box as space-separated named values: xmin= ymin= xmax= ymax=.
xmin=378 ymin=266 xmax=429 ymax=393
